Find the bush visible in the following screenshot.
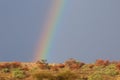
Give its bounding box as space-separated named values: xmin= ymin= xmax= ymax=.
xmin=93 ymin=64 xmax=119 ymax=76
xmin=0 ymin=63 xmax=11 ymax=69
xmin=2 ymin=68 xmax=10 ymax=73
xmin=95 ymin=59 xmax=109 ymax=66
xmin=104 ymin=64 xmax=119 ymax=76
xmin=88 ymin=72 xmax=103 ymax=80
xmin=65 ymin=58 xmax=85 ymax=69
xmin=11 ymin=62 xmax=22 ymax=68
xmin=12 ymin=68 xmax=26 ymax=79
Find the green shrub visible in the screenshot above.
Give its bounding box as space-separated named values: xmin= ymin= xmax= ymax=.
xmin=101 ymin=64 xmax=119 ymax=76
xmin=2 ymin=68 xmax=10 ymax=73
xmin=88 ymin=72 xmax=103 ymax=80
xmin=12 ymin=68 xmax=26 ymax=79
xmin=93 ymin=64 xmax=119 ymax=76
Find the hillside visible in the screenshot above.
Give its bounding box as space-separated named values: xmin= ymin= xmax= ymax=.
xmin=0 ymin=59 xmax=120 ymax=80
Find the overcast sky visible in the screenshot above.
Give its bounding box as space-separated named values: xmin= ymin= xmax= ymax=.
xmin=0 ymin=0 xmax=120 ymax=63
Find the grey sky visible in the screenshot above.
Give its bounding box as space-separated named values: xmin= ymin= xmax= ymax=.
xmin=0 ymin=0 xmax=120 ymax=63
xmin=0 ymin=0 xmax=52 ymax=61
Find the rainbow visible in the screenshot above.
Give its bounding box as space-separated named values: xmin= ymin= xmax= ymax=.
xmin=33 ymin=0 xmax=65 ymax=61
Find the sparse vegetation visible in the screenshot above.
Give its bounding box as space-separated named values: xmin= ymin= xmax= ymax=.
xmin=0 ymin=59 xmax=120 ymax=80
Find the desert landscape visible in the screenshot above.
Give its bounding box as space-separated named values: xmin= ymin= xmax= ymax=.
xmin=0 ymin=0 xmax=120 ymax=80
xmin=0 ymin=58 xmax=120 ymax=80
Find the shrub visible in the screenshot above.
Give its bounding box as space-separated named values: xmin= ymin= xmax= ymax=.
xmin=57 ymin=63 xmax=65 ymax=68
xmin=0 ymin=63 xmax=11 ymax=69
xmin=104 ymin=64 xmax=119 ymax=76
xmin=93 ymin=64 xmax=119 ymax=76
xmin=65 ymin=58 xmax=77 ymax=66
xmin=65 ymin=58 xmax=85 ymax=70
xmin=2 ymin=68 xmax=10 ymax=73
xmin=88 ymin=72 xmax=103 ymax=80
xmin=50 ymin=65 xmax=59 ymax=71
xmin=36 ymin=59 xmax=49 ymax=70
xmin=12 ymin=68 xmax=26 ymax=79
xmin=11 ymin=62 xmax=21 ymax=68
xmin=95 ymin=59 xmax=110 ymax=66
xmin=36 ymin=59 xmax=47 ymax=64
